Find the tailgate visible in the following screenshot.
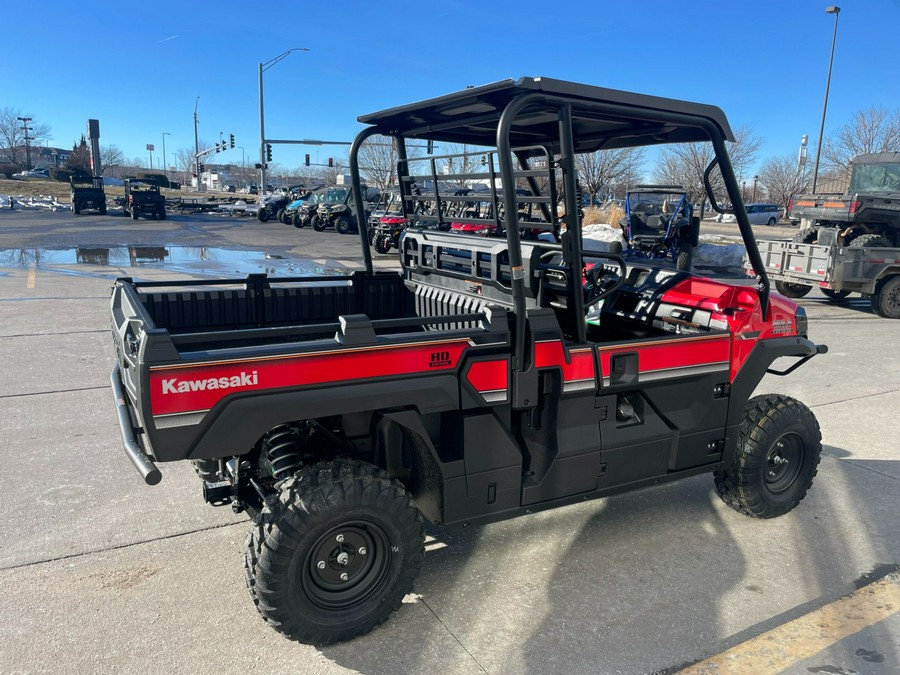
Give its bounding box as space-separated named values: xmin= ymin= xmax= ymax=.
xmin=747 ymin=240 xmax=835 ymax=283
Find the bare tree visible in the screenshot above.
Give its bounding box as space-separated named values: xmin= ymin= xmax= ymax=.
xmin=100 ymin=145 xmax=124 ymax=175
xmin=357 ymin=135 xmax=427 ymax=190
xmin=0 ymin=107 xmax=52 ymax=167
xmin=757 ymin=155 xmax=810 ymax=209
xmin=439 ymin=143 xmax=489 ymax=189
xmin=654 ymin=125 xmax=763 ymax=209
xmin=576 ymin=147 xmax=646 ymax=203
xmin=316 ymin=156 xmax=349 ymax=186
xmin=822 ymin=106 xmax=900 ymax=179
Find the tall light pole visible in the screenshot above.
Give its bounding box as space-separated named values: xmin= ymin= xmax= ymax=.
xmin=752 ymin=175 xmax=759 ymax=203
xmin=811 ymin=5 xmax=841 ymax=194
xmin=193 ymin=97 xmax=202 ymax=192
xmin=259 ymin=48 xmax=310 ymax=194
xmin=238 ymin=146 xmax=246 ymax=188
xmin=17 ymin=117 xmax=33 ymax=170
xmin=162 ymin=132 xmax=171 ymax=186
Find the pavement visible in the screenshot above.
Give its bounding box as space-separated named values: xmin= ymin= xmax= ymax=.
xmin=0 ymin=209 xmax=898 ymax=674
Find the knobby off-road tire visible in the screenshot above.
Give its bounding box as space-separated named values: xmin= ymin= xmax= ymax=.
xmin=775 ymin=280 xmax=812 ymax=299
xmin=157 ymin=206 xmax=166 ymax=221
xmin=675 ymin=241 xmax=692 ymax=272
xmin=99 ymin=203 xmax=107 ymax=215
xmin=849 ymin=233 xmax=891 ymax=249
xmin=292 ymin=211 xmax=305 ymax=228
xmin=792 ymin=228 xmax=817 ymax=244
xmin=244 ymin=458 xmax=425 ymax=645
xmin=607 ymin=240 xmax=624 ymax=255
xmin=130 ymin=208 xmax=139 ymax=221
xmin=73 ymin=202 xmax=81 ymax=215
xmin=715 ymin=394 xmax=821 ymax=518
xmin=374 ymin=235 xmax=391 ymax=254
xmin=258 ymin=208 xmax=270 ymax=223
xmin=335 ymin=216 xmax=352 ymax=235
xmin=311 ymin=214 xmax=325 ymax=232
xmin=871 ymin=275 xmax=900 ymax=319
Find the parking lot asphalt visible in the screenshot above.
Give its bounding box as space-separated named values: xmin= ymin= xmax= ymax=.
xmin=0 ymin=209 xmax=898 ymax=674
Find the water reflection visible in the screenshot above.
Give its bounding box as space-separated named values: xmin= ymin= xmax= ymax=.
xmin=0 ymin=246 xmax=341 ymax=277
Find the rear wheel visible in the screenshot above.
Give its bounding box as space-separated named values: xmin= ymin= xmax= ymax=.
xmin=99 ymin=203 xmax=107 ymax=216
xmin=607 ymin=240 xmax=623 ymax=255
xmin=715 ymin=394 xmax=821 ymax=518
xmin=157 ymin=206 xmax=166 ymax=221
xmin=775 ymin=280 xmax=812 ymax=298
xmin=675 ymin=241 xmax=692 ymax=271
xmin=276 ymin=208 xmax=287 ymax=225
xmin=244 ymin=459 xmax=424 ymax=645
xmin=131 ymin=208 xmax=140 ymax=221
xmin=73 ymin=202 xmax=80 ymax=215
xmin=871 ymin=275 xmax=900 ymax=319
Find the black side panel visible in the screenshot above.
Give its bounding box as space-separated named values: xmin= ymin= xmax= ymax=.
xmin=441 ymin=412 xmax=523 ymax=523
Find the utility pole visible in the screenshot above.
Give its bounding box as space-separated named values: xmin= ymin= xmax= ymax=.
xmin=17 ymin=117 xmax=33 ymax=170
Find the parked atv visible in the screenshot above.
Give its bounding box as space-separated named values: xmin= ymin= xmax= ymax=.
xmin=282 ymin=191 xmax=315 ymax=227
xmin=257 ymin=194 xmax=291 ymax=223
xmin=608 ymin=186 xmax=699 ymax=271
xmin=70 ymin=176 xmax=107 ymax=215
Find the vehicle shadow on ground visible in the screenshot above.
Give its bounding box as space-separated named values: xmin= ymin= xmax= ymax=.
xmin=322 ymin=446 xmax=900 ymax=675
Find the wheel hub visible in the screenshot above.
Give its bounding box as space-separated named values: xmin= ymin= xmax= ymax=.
xmin=302 ymin=521 xmax=391 ymax=609
xmin=765 ymin=434 xmax=805 ymax=494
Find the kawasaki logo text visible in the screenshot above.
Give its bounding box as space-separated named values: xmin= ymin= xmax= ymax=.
xmin=161 ymin=371 xmax=258 ymax=394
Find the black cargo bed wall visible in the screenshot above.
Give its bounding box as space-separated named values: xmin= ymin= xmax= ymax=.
xmin=139 ymin=272 xmax=410 ymax=333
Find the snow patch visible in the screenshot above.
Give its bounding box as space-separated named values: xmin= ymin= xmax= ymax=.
xmin=0 ymin=195 xmax=70 ymax=211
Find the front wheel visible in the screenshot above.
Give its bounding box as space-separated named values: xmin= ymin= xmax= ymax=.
xmin=157 ymin=206 xmax=166 ymax=221
xmin=258 ymin=208 xmax=270 ymax=223
xmin=607 ymin=240 xmax=623 ymax=255
xmin=775 ymin=280 xmax=812 ymax=298
xmin=73 ymin=202 xmax=80 ymax=215
xmin=374 ymin=235 xmax=391 ymax=254
xmin=335 ymin=215 xmax=352 ymax=235
xmin=276 ymin=208 xmax=287 ymax=225
xmin=675 ymin=241 xmax=692 ymax=272
xmin=767 ymin=217 xmax=777 ymax=226
xmin=99 ymin=204 xmax=107 ymax=216
xmin=715 ymin=394 xmax=821 ymax=518
xmin=244 ymin=459 xmax=424 ymax=645
xmin=130 ymin=208 xmax=139 ymax=221
xmin=311 ymin=214 xmax=325 ymax=232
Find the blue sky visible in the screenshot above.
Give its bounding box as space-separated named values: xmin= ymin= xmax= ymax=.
xmin=5 ymin=0 xmax=899 ymax=178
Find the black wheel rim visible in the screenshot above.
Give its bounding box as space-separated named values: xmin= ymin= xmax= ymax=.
xmin=764 ymin=432 xmax=805 ymax=494
xmin=301 ymin=520 xmax=391 ymax=609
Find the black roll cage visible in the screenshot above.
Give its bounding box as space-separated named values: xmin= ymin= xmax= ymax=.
xmin=348 ymin=77 xmax=770 ymax=375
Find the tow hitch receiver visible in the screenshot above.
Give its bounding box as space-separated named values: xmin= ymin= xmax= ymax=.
xmin=203 ymin=480 xmax=233 ymax=507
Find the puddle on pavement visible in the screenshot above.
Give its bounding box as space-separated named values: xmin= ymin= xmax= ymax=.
xmin=0 ymin=246 xmax=342 ymax=277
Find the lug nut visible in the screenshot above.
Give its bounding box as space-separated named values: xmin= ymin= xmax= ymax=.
xmin=317 ymin=560 xmax=326 ymax=569
xmin=358 ymin=547 xmax=367 ymax=555
xmin=340 ymin=572 xmax=349 ymax=582
xmin=336 ymin=534 xmax=345 ymax=543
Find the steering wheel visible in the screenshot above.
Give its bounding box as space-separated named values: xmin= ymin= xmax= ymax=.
xmin=583 ymin=253 xmax=626 ymax=308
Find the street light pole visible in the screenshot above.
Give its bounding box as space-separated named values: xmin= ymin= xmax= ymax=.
xmin=811 ymin=5 xmax=841 ymax=194
xmin=162 ymin=132 xmax=171 ymax=186
xmin=752 ymin=175 xmax=759 ymax=203
xmin=238 ymin=146 xmax=246 ymax=188
xmin=259 ymin=48 xmax=310 ymax=195
xmin=193 ymin=97 xmax=202 ymax=192
xmin=17 ymin=116 xmax=33 ymax=170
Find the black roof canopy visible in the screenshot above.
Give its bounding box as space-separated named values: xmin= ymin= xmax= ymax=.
xmin=357 ymin=76 xmax=735 ymax=153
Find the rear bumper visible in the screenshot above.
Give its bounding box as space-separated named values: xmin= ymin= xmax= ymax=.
xmin=110 ymin=365 xmax=162 ymax=485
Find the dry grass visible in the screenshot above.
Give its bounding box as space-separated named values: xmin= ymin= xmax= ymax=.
xmin=583 ymin=204 xmax=624 ymax=228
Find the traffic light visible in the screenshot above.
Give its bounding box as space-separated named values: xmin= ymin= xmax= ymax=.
xmin=229 ymin=134 xmax=235 ymax=149
xmin=198 ymin=162 xmax=205 ymax=172
xmin=427 ymin=139 xmax=434 ymax=154
xmin=266 ymin=144 xmax=273 ymax=162
xmin=328 ymin=157 xmax=333 ymax=168
xmin=215 ymin=143 xmax=221 ymax=153
xmin=305 ymin=153 xmax=310 ymax=167
xmin=481 ymin=154 xmax=487 ymax=166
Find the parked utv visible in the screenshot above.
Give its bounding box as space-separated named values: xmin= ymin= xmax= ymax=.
xmin=282 ymin=191 xmax=314 ymax=227
xmin=257 ymin=193 xmax=292 ymax=223
xmin=123 ymin=180 xmax=166 ymax=220
xmin=109 ymin=77 xmax=826 ymax=646
xmin=369 ymin=191 xmax=406 ymax=253
xmin=317 ymin=185 xmax=381 ymax=234
xmin=608 ymin=186 xmax=699 ymax=271
xmin=70 ymin=176 xmax=107 ymax=215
